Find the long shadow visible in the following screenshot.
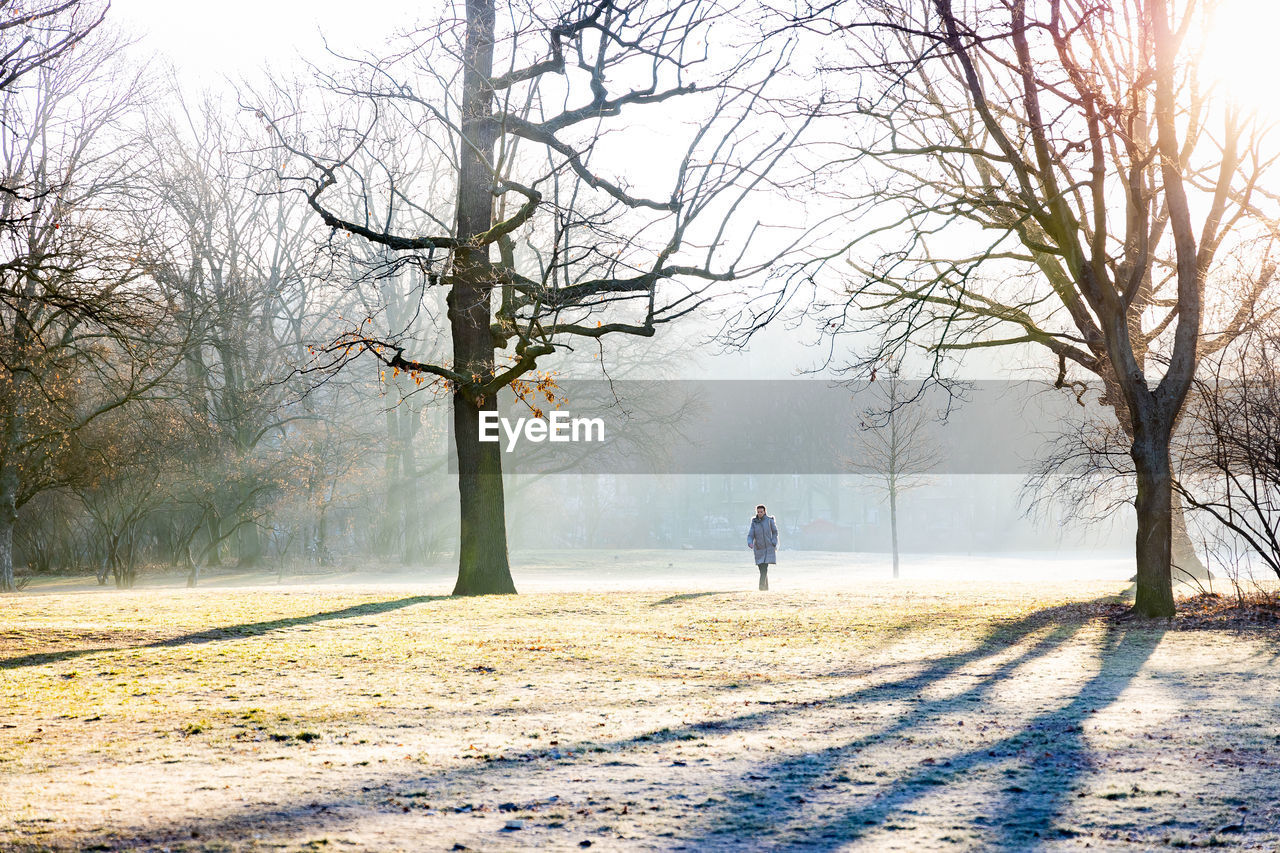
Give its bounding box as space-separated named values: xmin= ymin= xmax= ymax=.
xmin=670 ymin=619 xmax=1165 ymax=850
xmin=0 ymin=595 xmax=445 ymax=671
xmin=661 ymin=596 xmax=1122 ymax=741
xmin=69 ymin=594 xmax=1280 ymax=851
xmin=983 ymin=623 xmax=1163 ymax=849
xmin=1130 ymin=625 xmax=1280 ymax=842
xmin=78 ymin=595 xmax=1126 ymax=850
xmin=651 ymin=591 xmax=737 ymax=607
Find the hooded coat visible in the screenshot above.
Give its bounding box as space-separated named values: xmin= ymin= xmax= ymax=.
xmin=748 ymin=514 xmax=778 ymax=565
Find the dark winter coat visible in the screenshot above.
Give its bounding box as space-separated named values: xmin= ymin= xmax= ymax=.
xmin=748 ymin=515 xmax=778 ymax=565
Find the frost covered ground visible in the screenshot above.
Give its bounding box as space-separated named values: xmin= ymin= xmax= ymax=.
xmin=3 ymin=554 xmax=1279 ymax=851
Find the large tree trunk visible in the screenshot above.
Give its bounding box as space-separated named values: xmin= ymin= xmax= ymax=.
xmin=384 ymin=400 xmax=424 ymax=564
xmin=451 ymin=392 xmax=514 ymax=594
xmin=1102 ymin=375 xmax=1208 ymax=580
xmin=381 ymin=403 xmax=403 ymax=560
xmin=204 ymin=513 xmax=223 ymax=567
xmin=1132 ymin=433 xmax=1176 ymax=617
xmin=315 ymin=505 xmax=331 ymax=566
xmin=400 ymin=430 xmax=423 ymax=563
xmin=236 ymin=518 xmax=262 ymax=568
xmin=447 ymin=0 xmax=515 ymax=596
xmin=1106 ymin=398 xmax=1208 ymax=581
xmin=0 ymin=474 xmax=16 ymax=592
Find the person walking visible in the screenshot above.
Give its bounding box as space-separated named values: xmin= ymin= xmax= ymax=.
xmin=747 ymin=504 xmax=778 ymax=591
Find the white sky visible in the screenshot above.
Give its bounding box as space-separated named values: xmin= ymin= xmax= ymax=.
xmin=104 ymin=0 xmax=830 ymax=380
xmin=109 ymin=0 xmax=419 ymax=84
xmin=1199 ymin=0 xmax=1280 ymax=116
xmin=105 ymin=0 xmax=1280 ymax=124
xmin=102 ymin=0 xmax=1277 ymax=383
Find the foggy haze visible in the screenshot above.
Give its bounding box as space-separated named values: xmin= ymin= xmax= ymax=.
xmin=5 ymin=0 xmax=1273 ymax=599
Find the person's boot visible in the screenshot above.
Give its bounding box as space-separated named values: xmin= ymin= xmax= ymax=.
xmin=759 ymin=567 xmax=769 ymax=591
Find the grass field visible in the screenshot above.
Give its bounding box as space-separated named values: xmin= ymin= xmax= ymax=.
xmin=2 ymin=570 xmax=1279 ymax=851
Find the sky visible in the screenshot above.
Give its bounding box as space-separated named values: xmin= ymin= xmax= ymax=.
xmin=109 ymin=0 xmax=416 ymax=84
xmin=101 ymin=0 xmax=1280 ymax=384
xmin=108 ymin=0 xmax=1280 ymax=107
xmin=106 ymin=0 xmax=849 ymax=381
xmin=1198 ymin=0 xmax=1280 ymax=114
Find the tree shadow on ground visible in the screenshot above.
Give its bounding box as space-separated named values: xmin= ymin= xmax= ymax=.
xmin=0 ymin=595 xmax=445 ymax=671
xmin=670 ymin=620 xmax=1165 ymax=850
xmin=651 ymin=592 xmax=737 ymax=607
xmin=90 ymin=595 xmax=1155 ymax=850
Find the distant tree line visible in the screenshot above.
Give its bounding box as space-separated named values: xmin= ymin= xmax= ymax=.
xmin=0 ymin=1 xmax=463 ymax=590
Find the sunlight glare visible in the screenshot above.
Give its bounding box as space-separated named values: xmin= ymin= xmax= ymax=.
xmin=1199 ymin=0 xmax=1280 ymax=118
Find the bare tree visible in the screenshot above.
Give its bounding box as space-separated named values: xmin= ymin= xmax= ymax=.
xmin=0 ymin=1 xmax=107 ymax=93
xmin=253 ymin=0 xmax=809 ymax=594
xmin=1178 ymin=327 xmax=1280 ymax=580
xmin=0 ymin=27 xmax=175 ymax=592
xmin=68 ymin=398 xmax=190 ymax=588
xmin=777 ymin=0 xmax=1279 ymax=616
xmin=138 ymin=96 xmax=325 ymax=574
xmin=847 ymin=371 xmax=941 ymax=579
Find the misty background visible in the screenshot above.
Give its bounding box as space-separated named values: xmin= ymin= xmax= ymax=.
xmin=9 ymin=0 xmax=1226 ymax=592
